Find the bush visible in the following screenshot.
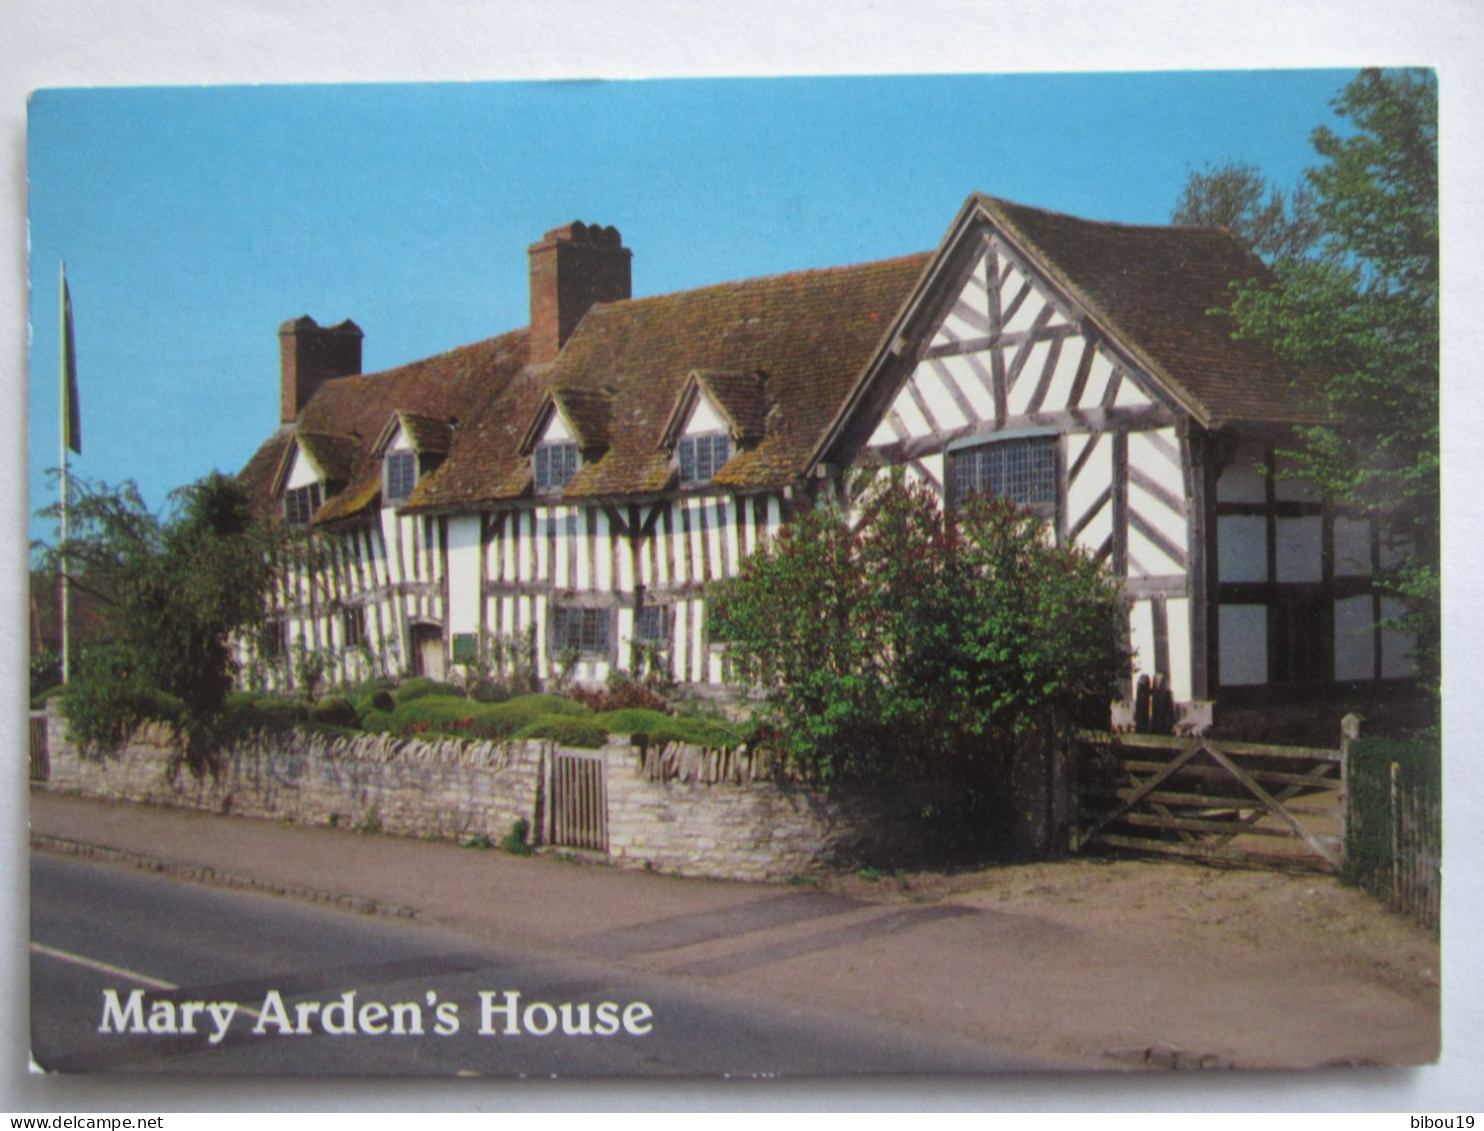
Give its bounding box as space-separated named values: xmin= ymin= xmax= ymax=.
xmin=712 ymin=478 xmax=1124 ymax=786
xmin=311 ymin=696 xmax=358 ymax=728
xmin=513 ymin=714 xmax=608 ymax=748
xmin=502 ymin=817 xmax=533 ymax=856
xmin=594 ymin=707 xmax=674 ymax=738
xmin=568 ymin=674 xmax=674 ymax=715
xmin=393 ymin=677 xmax=464 ymax=704
xmin=467 ymin=678 xmax=512 ymax=704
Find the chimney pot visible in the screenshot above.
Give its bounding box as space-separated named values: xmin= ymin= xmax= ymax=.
xmin=528 ymin=221 xmax=632 ymax=365
xmin=280 ymin=316 xmax=363 ymax=424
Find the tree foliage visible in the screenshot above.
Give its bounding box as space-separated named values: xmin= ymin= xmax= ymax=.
xmin=38 ymin=472 xmax=279 ymax=774
xmin=1174 ymin=69 xmax=1439 ymax=694
xmin=1172 ymin=159 xmax=1321 ymax=263
xmin=711 ymin=478 xmax=1125 ymax=790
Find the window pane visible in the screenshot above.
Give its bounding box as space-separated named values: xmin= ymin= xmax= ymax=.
xmin=955 ymin=437 xmax=1056 ymax=506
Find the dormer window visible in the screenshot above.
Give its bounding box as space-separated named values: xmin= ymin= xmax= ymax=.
xmin=283 ymin=482 xmax=322 ymax=526
xmin=679 ymin=432 xmax=731 ymax=486
xmin=534 ymin=440 xmax=579 ymax=493
xmin=385 ymin=451 xmax=418 ymax=504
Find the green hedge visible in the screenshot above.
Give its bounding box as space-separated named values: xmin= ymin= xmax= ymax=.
xmin=1344 ymin=731 xmax=1441 ymax=895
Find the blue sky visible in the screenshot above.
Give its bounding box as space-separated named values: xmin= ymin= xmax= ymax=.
xmin=27 ymin=70 xmax=1352 ymax=545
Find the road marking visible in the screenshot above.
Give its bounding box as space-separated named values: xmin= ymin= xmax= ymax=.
xmin=30 ymin=942 xmax=177 ymax=990
xmin=29 ymin=942 xmax=262 ymax=1020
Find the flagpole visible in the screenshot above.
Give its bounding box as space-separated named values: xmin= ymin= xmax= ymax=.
xmin=59 ymin=261 xmax=70 ymax=686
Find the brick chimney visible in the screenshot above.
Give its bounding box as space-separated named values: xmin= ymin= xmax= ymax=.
xmin=279 ymin=316 xmax=363 ymax=424
xmin=528 ymin=222 xmax=632 ymax=365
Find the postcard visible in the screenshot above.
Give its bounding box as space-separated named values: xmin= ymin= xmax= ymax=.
xmin=24 ymin=71 xmax=1442 ymax=1084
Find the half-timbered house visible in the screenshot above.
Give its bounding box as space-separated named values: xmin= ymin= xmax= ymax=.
xmin=237 ymin=197 xmax=1414 ymax=719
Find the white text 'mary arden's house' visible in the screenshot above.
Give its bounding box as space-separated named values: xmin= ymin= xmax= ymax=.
xmin=236 ymin=194 xmax=1415 ymax=721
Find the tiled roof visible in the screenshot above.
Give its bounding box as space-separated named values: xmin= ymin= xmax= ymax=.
xmin=236 ymin=329 xmax=530 ymax=523
xmin=239 ymin=195 xmax=1320 ymax=526
xmin=409 ymin=253 xmax=931 ymax=508
xmin=979 ymin=195 xmax=1321 ymax=428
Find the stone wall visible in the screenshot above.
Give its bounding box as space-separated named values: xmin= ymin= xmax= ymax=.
xmin=36 ymin=709 xmax=949 ymax=882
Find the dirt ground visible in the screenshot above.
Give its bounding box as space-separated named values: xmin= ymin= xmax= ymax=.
xmin=748 ymin=855 xmax=1443 ymax=1069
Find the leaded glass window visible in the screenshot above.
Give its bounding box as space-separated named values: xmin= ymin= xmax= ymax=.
xmin=552 ymin=606 xmax=611 ymax=654
xmin=954 ymin=436 xmax=1057 ymax=509
xmin=384 ymin=451 xmax=418 ymax=504
xmin=283 ymin=482 xmax=322 ymax=525
xmin=534 ymin=441 xmax=579 ymax=492
xmin=678 ymin=432 xmax=731 ymax=486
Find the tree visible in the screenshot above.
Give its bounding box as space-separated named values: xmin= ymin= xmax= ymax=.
xmin=1171 ymin=159 xmax=1321 ymax=263
xmin=1175 ymin=69 xmax=1439 ymax=696
xmin=37 ymin=472 xmax=280 ymax=774
xmin=711 ymin=477 xmax=1125 ymax=792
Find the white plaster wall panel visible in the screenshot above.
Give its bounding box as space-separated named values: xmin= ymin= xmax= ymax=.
xmin=688 ymin=500 xmax=705 ymax=583
xmin=1333 ymin=595 xmax=1376 ymax=681
xmin=1379 ymin=597 xmax=1417 ymax=679
xmin=1066 ymin=434 xmax=1110 ymax=522
xmin=1077 ymin=349 xmax=1115 ymax=408
xmin=1128 ymin=599 xmax=1155 ymax=682
xmin=388 ymin=427 xmax=413 ymax=454
xmin=868 ymin=416 xmax=901 ymax=448
xmin=547 ymin=509 xmax=565 ymax=589
xmin=1217 ymin=515 xmax=1268 ymax=582
xmin=691 ymin=599 xmax=705 ymax=682
xmin=1041 ymin=337 xmax=1085 ymax=413
xmin=683 ymin=393 xmax=727 ymax=437
xmin=674 ymin=600 xmax=691 ymax=683
xmin=1217 ymin=443 xmax=1266 ymax=503
xmin=1005 ymin=339 xmax=1051 ymax=417
xmin=285 ymin=447 xmax=318 ymax=490
xmin=1276 ymin=516 xmax=1323 ymax=583
xmin=1220 ymin=604 xmax=1269 ymax=686
xmin=1074 ymin=503 xmax=1113 ymax=557
xmin=929 ymin=252 xmax=992 ymax=347
xmin=1127 ymin=473 xmax=1187 ymax=554
xmin=574 ymin=508 xmax=591 ymax=591
xmin=541 ymin=411 xmax=573 ymax=443
xmin=933 ymin=352 xmax=996 ymax=422
xmin=1112 ymin=371 xmax=1153 ymax=407
xmin=1000 ymin=266 xmax=1040 ymax=335
xmin=913 ymin=366 xmax=971 ymax=431
xmin=597 ymin=510 xmax=614 ymax=592
xmin=722 ymin=499 xmax=740 ymax=577
xmin=445 ymin=516 xmax=481 ymax=635
xmin=534 ymin=509 xmax=549 ymax=583
xmin=920 ymin=452 xmax=946 ymax=492
xmin=891 ymin=387 xmax=933 ymax=439
xmin=1333 ymin=517 xmax=1373 ymax=577
xmin=1127 ymin=524 xmax=1183 ymax=578
xmin=532 ymin=594 xmax=548 ymax=673
xmin=1166 ymin=598 xmax=1193 ymax=703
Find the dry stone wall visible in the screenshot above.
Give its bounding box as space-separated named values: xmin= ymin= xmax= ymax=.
xmin=38 ymin=709 xmax=949 ymax=881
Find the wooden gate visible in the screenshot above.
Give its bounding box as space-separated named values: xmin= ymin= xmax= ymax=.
xmin=1071 ymin=731 xmax=1344 ymax=872
xmin=548 ymin=749 xmax=608 ymax=852
xmin=29 ymin=712 xmax=50 ymax=782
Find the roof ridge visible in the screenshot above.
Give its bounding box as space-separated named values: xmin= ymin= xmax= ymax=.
xmin=975 ymin=193 xmax=1247 ymax=239
xmin=587 ymin=250 xmax=933 ymax=315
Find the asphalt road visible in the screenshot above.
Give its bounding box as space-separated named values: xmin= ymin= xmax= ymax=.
xmin=30 ymin=853 xmax=1045 ymax=1077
